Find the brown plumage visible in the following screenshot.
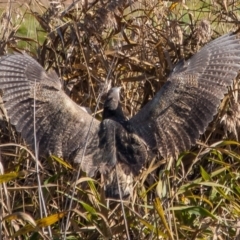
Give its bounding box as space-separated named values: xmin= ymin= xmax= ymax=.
xmin=1 ymin=31 xmax=240 ymax=198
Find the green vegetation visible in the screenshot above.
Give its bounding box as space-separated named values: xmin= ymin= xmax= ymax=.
xmin=1 ymin=0 xmax=240 ymax=239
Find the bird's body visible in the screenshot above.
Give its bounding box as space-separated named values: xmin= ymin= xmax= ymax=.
xmin=1 ymin=31 xmax=240 ymax=197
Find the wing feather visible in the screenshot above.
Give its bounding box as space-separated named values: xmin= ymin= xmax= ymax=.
xmin=8 ymin=99 xmax=32 ymax=125
xmin=129 ymin=31 xmax=240 ymax=158
xmin=0 ymin=54 xmax=101 ymax=164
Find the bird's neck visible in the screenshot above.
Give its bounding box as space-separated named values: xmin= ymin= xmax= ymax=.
xmin=102 ymin=105 xmax=126 ymax=123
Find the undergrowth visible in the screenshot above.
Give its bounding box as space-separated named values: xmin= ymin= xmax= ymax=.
xmin=0 ymin=0 xmax=240 ymax=239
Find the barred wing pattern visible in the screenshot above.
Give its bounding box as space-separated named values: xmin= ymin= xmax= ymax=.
xmin=0 ymin=54 xmax=100 ymax=164
xmin=129 ymin=31 xmax=240 ymax=158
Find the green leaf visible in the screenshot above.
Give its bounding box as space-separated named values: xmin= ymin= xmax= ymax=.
xmin=169 ymin=206 xmax=217 ymax=220
xmin=200 ymin=166 xmax=211 ymax=181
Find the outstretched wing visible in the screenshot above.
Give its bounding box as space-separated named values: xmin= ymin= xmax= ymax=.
xmin=0 ymin=54 xmax=100 ymax=165
xmin=129 ymin=31 xmax=240 ymax=158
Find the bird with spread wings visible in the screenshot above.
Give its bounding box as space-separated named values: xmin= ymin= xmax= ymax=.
xmin=0 ymin=31 xmax=240 ymax=198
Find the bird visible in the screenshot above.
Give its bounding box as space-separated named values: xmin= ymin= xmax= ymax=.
xmin=0 ymin=30 xmax=240 ymax=198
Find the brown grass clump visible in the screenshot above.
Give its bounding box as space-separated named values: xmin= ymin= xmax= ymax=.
xmin=1 ymin=0 xmax=240 ymax=239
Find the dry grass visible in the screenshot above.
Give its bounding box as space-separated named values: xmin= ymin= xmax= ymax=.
xmin=1 ymin=0 xmax=240 ymax=239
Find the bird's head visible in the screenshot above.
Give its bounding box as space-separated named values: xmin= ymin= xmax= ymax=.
xmin=102 ymin=87 xmax=126 ymax=122
xmin=104 ymin=87 xmax=121 ymax=110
